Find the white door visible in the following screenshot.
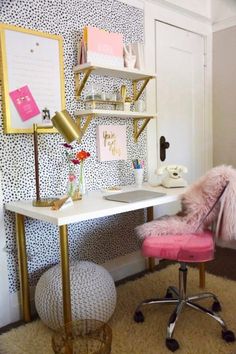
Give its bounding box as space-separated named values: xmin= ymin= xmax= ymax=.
xmin=156 ymin=21 xmax=205 ymax=184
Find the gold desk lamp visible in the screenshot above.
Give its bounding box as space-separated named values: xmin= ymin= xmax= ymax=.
xmin=33 ymin=109 xmax=81 ymax=207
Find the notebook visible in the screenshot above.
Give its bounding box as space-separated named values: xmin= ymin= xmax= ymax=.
xmin=104 ymin=190 xmax=166 ymax=203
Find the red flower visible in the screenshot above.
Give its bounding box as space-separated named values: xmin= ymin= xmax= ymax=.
xmin=76 ymin=150 xmax=90 ymax=161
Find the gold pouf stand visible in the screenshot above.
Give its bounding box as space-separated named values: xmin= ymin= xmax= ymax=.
xmin=52 ymin=319 xmax=112 ymax=354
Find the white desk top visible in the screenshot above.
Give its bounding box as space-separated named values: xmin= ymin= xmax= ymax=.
xmin=5 ymin=185 xmax=185 ymax=226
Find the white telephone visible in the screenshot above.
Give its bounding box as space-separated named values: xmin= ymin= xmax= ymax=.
xmin=157 ymin=165 xmax=188 ymax=188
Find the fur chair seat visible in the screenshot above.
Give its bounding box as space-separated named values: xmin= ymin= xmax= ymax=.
xmin=135 ymin=165 xmax=236 ymax=242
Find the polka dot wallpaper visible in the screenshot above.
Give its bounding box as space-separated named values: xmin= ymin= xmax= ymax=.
xmin=0 ymin=0 xmax=146 ymax=293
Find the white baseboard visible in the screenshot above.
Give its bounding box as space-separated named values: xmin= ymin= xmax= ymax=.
xmin=216 ymin=239 xmax=236 ymax=250
xmin=6 ymin=251 xmax=152 ymax=326
xmin=7 ymin=287 xmax=36 ymax=325
xmin=102 ymin=251 xmax=149 ymax=281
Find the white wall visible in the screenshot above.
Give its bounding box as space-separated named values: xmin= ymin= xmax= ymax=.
xmin=213 ymin=26 xmax=236 ymax=168
xmin=0 ymin=171 xmax=11 ymax=327
xmin=151 ymin=0 xmax=211 ymax=18
xmin=121 ymin=0 xmax=144 ymax=9
xmin=122 ymin=0 xmax=211 ymax=18
xmin=212 ymin=0 xmax=236 ymax=31
xmin=212 ymin=0 xmax=236 ymax=22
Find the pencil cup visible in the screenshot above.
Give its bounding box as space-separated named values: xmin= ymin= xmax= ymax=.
xmin=134 ymin=168 xmax=144 ymax=188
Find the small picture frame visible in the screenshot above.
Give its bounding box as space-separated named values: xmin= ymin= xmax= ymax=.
xmin=42 ymin=107 xmax=51 ymax=125
xmin=96 ymin=125 xmax=127 ymax=162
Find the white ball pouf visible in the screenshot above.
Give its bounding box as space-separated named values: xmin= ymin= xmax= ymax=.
xmin=35 ymin=261 xmax=117 ymax=330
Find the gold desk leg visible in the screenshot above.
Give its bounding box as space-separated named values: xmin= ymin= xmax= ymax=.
xmin=15 ymin=213 xmax=31 ymax=322
xmin=147 ymin=207 xmax=155 ymax=271
xmin=147 ymin=206 xmax=153 ymax=221
xmin=199 ymin=263 xmax=205 ymax=288
xmin=59 ymin=225 xmax=72 ymax=326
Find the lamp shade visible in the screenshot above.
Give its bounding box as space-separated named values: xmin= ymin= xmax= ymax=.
xmin=52 ymin=110 xmax=81 ymax=143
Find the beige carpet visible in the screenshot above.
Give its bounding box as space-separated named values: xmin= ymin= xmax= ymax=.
xmin=0 ymin=265 xmax=236 ymax=354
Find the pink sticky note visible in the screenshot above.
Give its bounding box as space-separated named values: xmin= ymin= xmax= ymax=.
xmin=9 ymin=85 xmax=40 ymax=121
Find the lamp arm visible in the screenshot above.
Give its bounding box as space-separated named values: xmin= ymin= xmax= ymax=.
xmin=33 ymin=124 xmax=40 ymax=202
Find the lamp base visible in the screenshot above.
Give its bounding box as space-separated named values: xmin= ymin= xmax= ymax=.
xmin=32 ymin=198 xmax=57 ymax=207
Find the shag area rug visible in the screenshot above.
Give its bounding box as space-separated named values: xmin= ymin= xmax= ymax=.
xmin=0 ymin=265 xmax=236 ymax=354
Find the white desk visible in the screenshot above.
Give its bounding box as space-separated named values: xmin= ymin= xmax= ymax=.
xmin=5 ymin=185 xmax=184 ymax=325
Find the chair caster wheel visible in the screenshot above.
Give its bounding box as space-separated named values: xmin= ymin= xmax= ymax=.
xmin=222 ymin=330 xmax=235 ymax=342
xmin=212 ymin=301 xmax=221 ymax=312
xmin=134 ymin=311 xmax=144 ymax=323
xmin=166 ymin=338 xmax=179 ymax=352
xmin=165 ymin=290 xmax=173 ymax=299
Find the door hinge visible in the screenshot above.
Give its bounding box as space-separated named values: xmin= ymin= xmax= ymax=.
xmin=204 ymin=53 xmax=207 ymax=68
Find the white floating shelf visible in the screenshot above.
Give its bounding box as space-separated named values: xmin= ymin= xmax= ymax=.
xmin=73 ymin=62 xmax=156 ymax=81
xmin=75 ymin=109 xmax=157 ymax=118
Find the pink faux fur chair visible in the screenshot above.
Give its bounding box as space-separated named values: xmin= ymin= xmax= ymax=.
xmin=136 ymin=165 xmax=236 ymax=243
xmin=134 ymin=165 xmax=236 ymax=352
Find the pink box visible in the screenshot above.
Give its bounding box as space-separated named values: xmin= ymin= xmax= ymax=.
xmin=96 ymin=125 xmax=127 ymax=162
xmin=9 ymin=85 xmax=40 ymax=121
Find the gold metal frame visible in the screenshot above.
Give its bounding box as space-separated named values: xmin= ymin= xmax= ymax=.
xmin=0 ymin=23 xmax=65 ymax=134
xmin=15 ymin=213 xmax=31 ymax=322
xmin=74 ymin=65 xmax=155 ymax=102
xmin=132 ymin=77 xmax=151 ymax=102
xmin=199 ymin=263 xmax=205 ymax=288
xmin=83 ymin=99 xmax=124 ymax=109
xmin=15 ymin=214 xmax=73 ymax=326
xmin=75 ymin=67 xmax=94 ymax=99
xmin=75 ymin=112 xmax=154 ymax=143
xmin=59 ymin=225 xmax=72 ymax=325
xmin=133 ymin=117 xmax=152 ymax=142
xmin=76 ymin=114 xmax=93 ymax=143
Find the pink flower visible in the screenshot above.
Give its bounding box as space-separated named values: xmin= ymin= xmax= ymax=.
xmin=62 ymin=143 xmax=73 ymax=149
xmin=71 ymin=159 xmax=80 ymax=165
xmin=68 ymin=174 xmax=76 ymax=182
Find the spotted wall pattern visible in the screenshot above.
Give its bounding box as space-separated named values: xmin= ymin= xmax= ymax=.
xmin=0 ymin=0 xmax=146 ymax=293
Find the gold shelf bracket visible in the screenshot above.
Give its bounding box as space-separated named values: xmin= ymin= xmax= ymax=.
xmin=75 ymin=68 xmax=94 ymax=99
xmin=133 ymin=77 xmax=152 ymax=102
xmin=76 ymin=114 xmax=93 ymax=143
xmin=133 ymin=117 xmax=151 ymax=142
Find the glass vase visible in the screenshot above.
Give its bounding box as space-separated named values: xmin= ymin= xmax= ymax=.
xmin=78 ymin=162 xmax=87 ymax=195
xmin=67 ymin=173 xmax=77 ymax=198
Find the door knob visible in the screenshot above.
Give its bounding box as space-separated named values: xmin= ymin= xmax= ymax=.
xmin=160 ymin=136 xmax=170 ymax=161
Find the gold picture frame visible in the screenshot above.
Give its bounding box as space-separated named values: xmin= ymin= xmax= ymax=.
xmin=0 ymin=23 xmax=65 ymax=134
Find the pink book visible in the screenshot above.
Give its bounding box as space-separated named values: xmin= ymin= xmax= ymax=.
xmin=86 ymin=26 xmax=123 ymax=57
xmin=9 ymin=85 xmax=40 ymax=121
xmin=83 ymin=26 xmax=124 ymax=68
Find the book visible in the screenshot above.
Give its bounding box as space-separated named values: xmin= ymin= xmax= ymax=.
xmin=77 ymin=40 xmax=82 ymax=65
xmin=82 ymin=26 xmax=124 ymax=68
